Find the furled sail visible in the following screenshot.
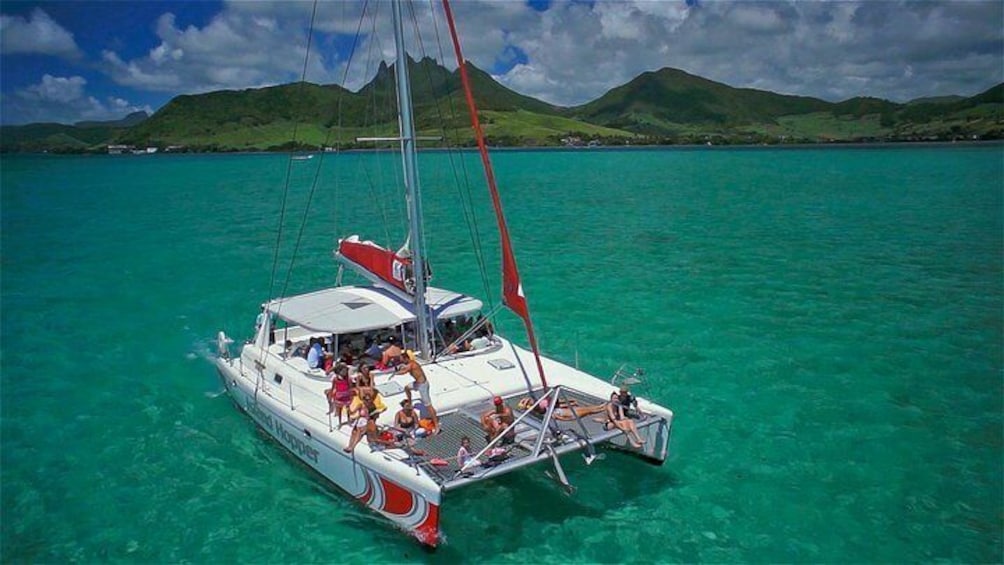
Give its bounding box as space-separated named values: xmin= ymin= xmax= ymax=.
xmin=336 ymin=235 xmax=415 ymax=294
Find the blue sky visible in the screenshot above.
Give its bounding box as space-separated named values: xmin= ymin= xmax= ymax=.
xmin=1 ymin=0 xmax=1001 ymax=126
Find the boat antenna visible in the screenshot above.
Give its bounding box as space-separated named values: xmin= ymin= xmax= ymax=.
xmin=441 ymin=0 xmax=549 ymax=391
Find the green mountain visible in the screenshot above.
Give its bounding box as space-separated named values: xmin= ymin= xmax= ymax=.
xmin=569 ymin=67 xmax=1002 ymax=142
xmin=76 ymin=111 xmax=150 ymax=128
xmin=2 ymin=60 xmax=1001 ymax=153
xmin=567 ymin=67 xmax=830 ymax=134
xmin=0 ymin=111 xmax=150 ymax=152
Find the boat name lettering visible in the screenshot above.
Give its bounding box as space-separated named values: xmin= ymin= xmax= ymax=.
xmin=246 ymin=400 xmax=275 ymax=431
xmin=276 ymin=423 xmax=320 ymax=463
xmin=244 ymin=399 xmax=319 ymax=464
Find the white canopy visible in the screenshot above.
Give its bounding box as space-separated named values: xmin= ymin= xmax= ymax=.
xmin=265 ymin=285 xmax=484 ymax=334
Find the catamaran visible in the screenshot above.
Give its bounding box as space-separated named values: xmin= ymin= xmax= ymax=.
xmin=214 ymin=0 xmax=674 ymax=547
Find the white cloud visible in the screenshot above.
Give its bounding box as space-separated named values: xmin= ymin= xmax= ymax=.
xmin=10 ymin=0 xmax=1000 ymax=125
xmin=101 ymin=9 xmax=336 ymax=94
xmin=5 ymin=74 xmax=151 ymax=125
xmin=0 ymin=8 xmax=81 ymax=58
xmin=23 ymin=74 xmax=86 ymax=103
xmin=485 ymin=0 xmax=1003 ymax=105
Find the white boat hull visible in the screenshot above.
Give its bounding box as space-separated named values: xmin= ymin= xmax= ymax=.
xmin=215 ymin=355 xmax=443 ymax=545
xmin=215 ymin=329 xmax=672 ymax=547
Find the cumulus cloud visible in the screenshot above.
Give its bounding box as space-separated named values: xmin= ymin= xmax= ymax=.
xmin=0 ymin=8 xmax=81 ymax=58
xmin=4 ymin=0 xmax=1001 ymax=126
xmin=482 ymin=0 xmax=1003 ymax=105
xmin=3 ymin=74 xmax=151 ymax=125
xmin=85 ymin=0 xmax=1004 ymax=108
xmin=100 ymin=8 xmax=338 ymax=94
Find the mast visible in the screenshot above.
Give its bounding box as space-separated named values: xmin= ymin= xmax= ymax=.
xmin=392 ymin=0 xmax=432 ymax=359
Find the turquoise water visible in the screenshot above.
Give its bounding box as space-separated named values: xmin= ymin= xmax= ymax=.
xmin=2 ymin=145 xmax=1001 ymax=562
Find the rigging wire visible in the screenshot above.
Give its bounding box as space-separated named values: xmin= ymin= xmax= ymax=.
xmin=317 ymin=0 xmax=371 ymax=247
xmin=346 ymin=0 xmax=410 ymax=252
xmin=268 ymin=0 xmax=321 ymax=306
xmin=363 ymin=1 xmax=404 ymax=250
xmin=413 ymin=0 xmax=496 ymax=309
xmin=268 ymin=0 xmax=498 ymax=328
xmin=275 ymin=0 xmax=328 ymax=304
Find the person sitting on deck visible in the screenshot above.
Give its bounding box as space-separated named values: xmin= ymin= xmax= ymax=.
xmin=480 ymin=396 xmax=515 ymax=444
xmin=344 ymin=389 xmax=390 ymax=451
xmin=355 ymin=364 xmax=373 ymax=392
xmin=338 ymin=344 xmax=355 ymax=366
xmin=306 ymin=337 xmax=323 ymax=370
xmin=616 ymin=386 xmax=642 ymax=419
xmin=457 ymin=436 xmax=476 ymax=469
xmin=606 ymin=392 xmax=646 ymax=448
xmin=379 ymin=336 xmax=403 ymax=369
xmin=393 ymin=399 xmax=419 ymax=440
xmin=284 ymin=339 xmax=301 ymax=358
xmin=344 ymin=396 xmax=371 ymax=453
xmin=399 ymin=351 xmax=439 ymax=433
xmin=349 ymin=385 xmax=386 ymax=421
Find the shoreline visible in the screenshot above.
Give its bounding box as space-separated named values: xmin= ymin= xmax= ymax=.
xmin=3 ymin=139 xmax=1002 ymax=157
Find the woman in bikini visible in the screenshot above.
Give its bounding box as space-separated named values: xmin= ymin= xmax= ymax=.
xmin=344 ymin=396 xmax=372 ymax=453
xmin=394 ymin=399 xmax=419 ymax=440
xmin=517 ymin=396 xmax=606 ymax=421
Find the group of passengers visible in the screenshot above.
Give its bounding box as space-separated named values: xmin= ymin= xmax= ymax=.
xmin=460 ymin=387 xmax=646 ymax=469
xmin=286 ymin=314 xmax=495 ymax=374
xmin=440 ymin=316 xmax=495 ymax=355
xmin=325 ymin=348 xmax=441 ymax=454
xmin=505 ymin=387 xmax=647 ymax=448
xmin=288 ymin=332 xmax=413 ymax=371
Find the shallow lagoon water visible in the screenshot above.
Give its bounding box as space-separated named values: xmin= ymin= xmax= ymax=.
xmin=2 ymin=145 xmax=1001 ymax=562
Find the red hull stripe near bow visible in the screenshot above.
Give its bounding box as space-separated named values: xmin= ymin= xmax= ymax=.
xmin=441 ymin=0 xmax=548 ymax=389
xmin=379 ymin=477 xmax=416 ymax=516
xmin=414 ymin=503 xmax=440 ymax=546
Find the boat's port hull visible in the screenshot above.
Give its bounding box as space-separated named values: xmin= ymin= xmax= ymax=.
xmin=215 ymin=359 xmax=442 ymax=546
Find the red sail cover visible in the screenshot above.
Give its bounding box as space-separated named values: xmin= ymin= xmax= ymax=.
xmin=338 ymin=236 xmax=412 ymax=293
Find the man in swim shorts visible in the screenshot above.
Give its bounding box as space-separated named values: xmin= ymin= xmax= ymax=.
xmin=480 ymin=396 xmax=515 ymax=444
xmin=398 ymin=350 xmax=438 ymax=432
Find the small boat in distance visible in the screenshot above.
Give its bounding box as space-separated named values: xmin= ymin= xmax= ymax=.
xmin=214 ymin=0 xmax=674 ymax=547
xmin=291 ymin=154 xmax=314 ymax=161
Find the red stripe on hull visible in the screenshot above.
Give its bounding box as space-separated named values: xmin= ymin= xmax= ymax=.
xmin=357 ymin=474 xmax=374 ymax=505
xmin=380 ymin=477 xmax=416 ymax=516
xmin=414 ymin=503 xmax=441 ymax=547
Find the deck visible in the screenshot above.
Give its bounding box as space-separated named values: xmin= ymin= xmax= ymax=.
xmin=392 ymin=387 xmax=664 ymax=490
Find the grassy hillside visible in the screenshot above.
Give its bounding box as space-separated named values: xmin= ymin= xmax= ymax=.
xmin=568 ymin=67 xmax=831 ymax=133
xmin=571 ymin=68 xmax=1002 ymax=143
xmin=2 ymin=60 xmax=1000 ymax=153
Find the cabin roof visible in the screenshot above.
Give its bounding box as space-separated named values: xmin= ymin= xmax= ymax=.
xmin=265 ymin=285 xmax=483 ymax=334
